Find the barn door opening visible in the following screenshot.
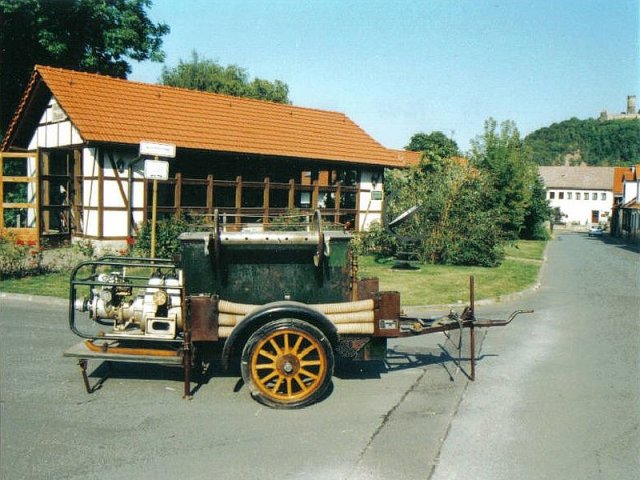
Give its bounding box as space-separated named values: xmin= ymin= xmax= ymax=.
xmin=39 ymin=148 xmax=81 ymax=246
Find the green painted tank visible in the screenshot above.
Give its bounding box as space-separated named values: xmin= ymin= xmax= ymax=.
xmin=178 ymin=230 xmax=354 ymax=305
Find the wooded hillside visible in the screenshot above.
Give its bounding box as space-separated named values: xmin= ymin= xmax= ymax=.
xmin=524 ymin=117 xmax=640 ymax=166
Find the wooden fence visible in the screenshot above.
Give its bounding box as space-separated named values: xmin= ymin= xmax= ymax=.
xmin=141 ymin=173 xmax=364 ymax=229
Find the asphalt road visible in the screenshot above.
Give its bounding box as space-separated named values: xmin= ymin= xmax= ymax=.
xmin=431 ymin=233 xmax=640 ymax=480
xmin=0 ymin=286 xmax=479 ymax=480
xmin=0 ymin=232 xmax=638 ymax=479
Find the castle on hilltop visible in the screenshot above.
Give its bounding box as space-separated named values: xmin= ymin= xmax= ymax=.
xmin=599 ymin=95 xmax=640 ymax=120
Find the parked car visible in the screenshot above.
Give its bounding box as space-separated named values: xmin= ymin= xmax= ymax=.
xmin=588 ymin=226 xmax=604 ymax=237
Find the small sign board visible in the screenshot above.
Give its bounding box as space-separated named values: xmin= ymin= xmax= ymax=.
xmin=139 ymin=141 xmax=176 ymax=158
xmin=144 ymin=159 xmax=169 ymax=181
xmin=371 ymin=191 xmax=383 ymax=201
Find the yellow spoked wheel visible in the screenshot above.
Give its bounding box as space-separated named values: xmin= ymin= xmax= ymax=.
xmin=241 ymin=319 xmax=334 ymax=409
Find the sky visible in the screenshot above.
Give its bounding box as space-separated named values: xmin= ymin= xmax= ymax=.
xmin=129 ymin=0 xmax=640 ymax=153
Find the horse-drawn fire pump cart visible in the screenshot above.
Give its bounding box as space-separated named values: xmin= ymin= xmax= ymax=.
xmin=64 ymin=211 xmax=531 ymax=408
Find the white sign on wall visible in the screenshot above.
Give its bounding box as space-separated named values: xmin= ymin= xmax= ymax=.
xmin=144 ymin=159 xmax=169 ymax=180
xmin=139 ymin=141 xmax=176 ymax=158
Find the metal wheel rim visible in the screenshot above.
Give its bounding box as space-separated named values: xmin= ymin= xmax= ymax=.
xmin=249 ymin=327 xmax=328 ymax=404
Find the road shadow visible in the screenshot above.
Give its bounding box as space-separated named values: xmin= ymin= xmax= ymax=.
xmin=598 ymin=234 xmax=640 ymax=254
xmin=385 ymin=344 xmax=496 ymax=382
xmin=81 ymin=333 xmax=499 ymax=398
xmin=563 ymin=230 xmax=640 ymax=254
xmin=84 ymin=361 xmax=185 ymax=391
xmin=334 ymin=330 xmax=497 ymax=383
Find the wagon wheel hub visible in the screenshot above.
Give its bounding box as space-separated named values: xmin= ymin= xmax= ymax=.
xmin=277 ymin=354 xmax=300 ymax=376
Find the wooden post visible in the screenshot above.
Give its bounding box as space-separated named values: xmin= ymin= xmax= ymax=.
xmin=355 ymin=183 xmax=361 ymax=231
xmin=470 ymin=275 xmax=476 ymax=381
xmin=288 ymin=178 xmax=295 ymax=209
xmin=34 ymin=152 xmax=40 ymax=247
xmin=97 ymin=150 xmax=104 ymax=239
xmin=150 ymin=156 xmax=161 ymax=258
xmin=334 ymin=182 xmax=342 ymax=224
xmin=0 ymin=154 xmax=4 ymax=232
xmin=206 ymin=174 xmax=214 ymax=222
xmin=263 ymin=177 xmax=270 ymax=224
xmin=41 ymin=151 xmax=50 ymax=234
xmin=174 ymin=172 xmax=182 ymax=219
xmin=151 ymin=178 xmax=158 ymax=258
xmin=142 ymin=177 xmax=148 ymax=224
xmin=235 ymin=176 xmax=242 ymax=226
xmin=73 ymin=149 xmax=82 ymax=234
xmin=65 ymin=151 xmax=71 ymax=232
xmin=312 ymin=180 xmax=319 ymax=209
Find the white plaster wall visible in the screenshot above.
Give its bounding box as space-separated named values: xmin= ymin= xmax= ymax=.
xmin=82 ymin=148 xmax=99 ymax=236
xmin=104 ymin=152 xmax=139 ymax=237
xmin=547 ymin=189 xmax=613 ymax=225
xmin=102 ymin=160 xmax=127 ymax=209
xmin=102 ymin=210 xmax=129 ymax=237
xmin=358 ymin=169 xmax=384 ymax=231
xmin=623 ymin=180 xmax=639 ymax=204
xmin=27 ymin=97 xmax=82 ymax=150
xmin=132 ymin=162 xmax=145 ymax=228
xmin=26 ymin=155 xmax=37 ymax=227
xmin=88 ymin=150 xmax=139 ymax=238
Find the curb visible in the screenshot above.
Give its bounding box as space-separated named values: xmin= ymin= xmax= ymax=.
xmin=0 ymin=291 xmax=68 ymax=307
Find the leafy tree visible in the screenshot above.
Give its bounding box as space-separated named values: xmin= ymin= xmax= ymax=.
xmin=471 ymin=119 xmax=549 ymax=239
xmin=380 ymin=122 xmax=549 ymax=266
xmin=160 ymin=51 xmax=290 ymax=104
xmin=387 ymin=156 xmax=504 ymax=267
xmin=0 ymin=0 xmax=169 ymax=133
xmin=520 ymin=174 xmax=552 ymax=240
xmin=405 ymin=131 xmax=460 ymax=163
xmin=524 ymin=117 xmax=640 ymax=166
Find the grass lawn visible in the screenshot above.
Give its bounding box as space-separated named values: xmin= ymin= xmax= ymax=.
xmin=0 ymin=271 xmax=72 ymax=299
xmin=0 ymin=240 xmax=547 ymax=306
xmin=358 ymin=240 xmax=546 ymax=305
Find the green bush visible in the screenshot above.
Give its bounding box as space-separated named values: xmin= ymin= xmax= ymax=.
xmin=438 ymin=219 xmax=505 ymax=267
xmin=269 ymin=209 xmax=310 ymax=231
xmin=133 ymin=216 xmax=193 ymax=259
xmin=74 ymin=239 xmax=96 ymax=258
xmin=351 ymin=222 xmax=398 ymax=258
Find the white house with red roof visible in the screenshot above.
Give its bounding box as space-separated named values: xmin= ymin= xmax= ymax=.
xmin=613 ymin=164 xmax=640 ymax=244
xmin=538 ymin=166 xmax=615 ymax=226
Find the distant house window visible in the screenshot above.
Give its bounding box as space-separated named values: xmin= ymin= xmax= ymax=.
xmin=576 ymin=192 xmax=581 ymax=200
xmin=584 ymin=192 xmax=589 ymax=200
xmin=567 ymin=192 xmax=572 ymax=200
xmin=600 ymin=193 xmax=606 ymax=201
xmin=559 ymin=192 xmax=564 ymax=199
xmin=549 ymin=191 xmax=555 ymax=199
xmin=592 ymin=193 xmax=597 ymax=200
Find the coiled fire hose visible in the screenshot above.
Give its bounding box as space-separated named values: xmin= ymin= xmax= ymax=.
xmin=217 ymin=299 xmax=375 ymax=337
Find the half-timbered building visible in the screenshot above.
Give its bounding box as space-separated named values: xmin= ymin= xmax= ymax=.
xmin=1 ymin=65 xmax=419 ymax=248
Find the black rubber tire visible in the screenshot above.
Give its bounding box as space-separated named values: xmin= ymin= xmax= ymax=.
xmin=240 ymin=318 xmax=334 ymax=409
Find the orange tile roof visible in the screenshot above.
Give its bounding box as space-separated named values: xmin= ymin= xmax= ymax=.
xmin=613 ymin=166 xmax=635 ymax=194
xmin=3 ymin=65 xmax=419 ymax=168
